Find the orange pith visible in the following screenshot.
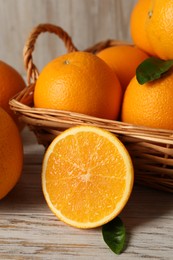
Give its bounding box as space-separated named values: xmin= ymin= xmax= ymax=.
xmin=42 ymin=126 xmax=134 ymax=229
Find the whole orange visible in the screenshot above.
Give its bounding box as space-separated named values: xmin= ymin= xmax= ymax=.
xmin=0 ymin=107 xmax=23 ymax=200
xmin=130 ymin=0 xmax=156 ymax=56
xmin=34 ymin=51 xmax=122 ymax=120
xmin=96 ymin=45 xmax=149 ymax=93
xmin=145 ymin=0 xmax=173 ymax=60
xmin=0 ymin=60 xmax=26 ymax=124
xmin=121 ymin=69 xmax=173 ymax=130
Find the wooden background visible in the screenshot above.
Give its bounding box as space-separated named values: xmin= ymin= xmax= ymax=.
xmin=0 ymin=0 xmax=137 ymax=76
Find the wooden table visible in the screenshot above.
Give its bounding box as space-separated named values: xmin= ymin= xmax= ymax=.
xmin=0 ymin=127 xmax=172 ymax=260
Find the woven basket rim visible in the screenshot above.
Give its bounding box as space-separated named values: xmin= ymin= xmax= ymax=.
xmin=10 ymin=22 xmax=173 ymax=145
xmin=9 ymin=23 xmax=173 ymax=193
xmin=10 ymin=88 xmax=173 ymax=145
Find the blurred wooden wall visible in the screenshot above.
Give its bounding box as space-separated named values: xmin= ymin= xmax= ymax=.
xmin=0 ymin=0 xmax=137 ymax=77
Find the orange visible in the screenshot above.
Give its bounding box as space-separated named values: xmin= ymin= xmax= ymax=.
xmin=96 ymin=45 xmax=149 ymax=93
xmin=145 ymin=0 xmax=173 ymax=60
xmin=42 ymin=125 xmax=134 ymax=229
xmin=0 ymin=60 xmax=26 ymax=124
xmin=121 ymin=69 xmax=173 ymax=130
xmin=130 ymin=0 xmax=156 ymax=56
xmin=0 ymin=107 xmax=23 ymax=200
xmin=34 ymin=51 xmax=122 ymax=120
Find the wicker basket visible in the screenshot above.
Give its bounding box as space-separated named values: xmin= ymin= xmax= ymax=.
xmin=10 ymin=23 xmax=173 ymax=193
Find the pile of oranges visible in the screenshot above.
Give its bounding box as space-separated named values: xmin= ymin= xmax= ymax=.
xmin=1 ymin=0 xmax=173 ymax=230
xmin=34 ymin=0 xmax=173 ymax=229
xmin=124 ymin=0 xmax=173 ymax=130
xmin=34 ymin=0 xmax=173 ymax=131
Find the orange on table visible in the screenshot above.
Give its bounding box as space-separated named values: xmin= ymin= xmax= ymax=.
xmin=0 ymin=107 xmax=23 ymax=200
xmin=42 ymin=125 xmax=134 ymax=229
xmin=0 ymin=60 xmax=26 ymax=125
xmin=121 ymin=69 xmax=173 ymax=130
xmin=34 ymin=51 xmax=122 ymax=120
xmin=130 ymin=0 xmax=156 ymax=56
xmin=96 ymin=45 xmax=149 ymax=93
xmin=145 ymin=0 xmax=173 ymax=60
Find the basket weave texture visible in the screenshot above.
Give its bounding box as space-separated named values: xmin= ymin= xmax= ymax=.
xmin=10 ymin=23 xmax=173 ymax=193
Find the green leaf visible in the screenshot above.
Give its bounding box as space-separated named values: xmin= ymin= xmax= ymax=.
xmin=102 ymin=217 xmax=126 ymax=255
xmin=136 ymin=57 xmax=173 ymax=84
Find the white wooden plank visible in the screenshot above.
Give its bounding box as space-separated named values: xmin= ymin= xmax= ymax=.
xmin=0 ymin=0 xmax=137 ymax=75
xmin=0 ymin=159 xmax=172 ymax=259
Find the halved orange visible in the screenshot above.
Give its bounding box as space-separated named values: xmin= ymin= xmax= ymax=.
xmin=42 ymin=126 xmax=134 ymax=229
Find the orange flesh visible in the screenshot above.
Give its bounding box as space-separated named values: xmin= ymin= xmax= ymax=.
xmin=44 ymin=131 xmax=131 ymax=225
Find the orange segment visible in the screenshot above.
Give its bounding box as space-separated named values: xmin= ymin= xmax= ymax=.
xmin=42 ymin=126 xmax=134 ymax=229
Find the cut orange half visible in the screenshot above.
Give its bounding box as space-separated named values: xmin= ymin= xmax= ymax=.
xmin=42 ymin=126 xmax=134 ymax=229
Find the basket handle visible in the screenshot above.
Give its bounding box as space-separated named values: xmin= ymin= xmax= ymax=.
xmin=23 ymin=23 xmax=78 ymax=84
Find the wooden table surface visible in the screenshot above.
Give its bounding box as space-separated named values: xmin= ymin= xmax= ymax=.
xmin=0 ymin=127 xmax=172 ymax=260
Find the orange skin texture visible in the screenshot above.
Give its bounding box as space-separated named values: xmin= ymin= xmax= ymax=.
xmin=121 ymin=70 xmax=173 ymax=130
xmin=96 ymin=45 xmax=149 ymax=93
xmin=34 ymin=51 xmax=122 ymax=120
xmin=146 ymin=0 xmax=173 ymax=60
xmin=0 ymin=60 xmax=26 ymax=124
xmin=130 ymin=0 xmax=156 ymax=56
xmin=0 ymin=107 xmax=23 ymax=200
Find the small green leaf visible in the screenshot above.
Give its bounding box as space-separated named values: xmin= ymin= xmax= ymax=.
xmin=136 ymin=57 xmax=173 ymax=84
xmin=102 ymin=217 xmax=126 ymax=255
